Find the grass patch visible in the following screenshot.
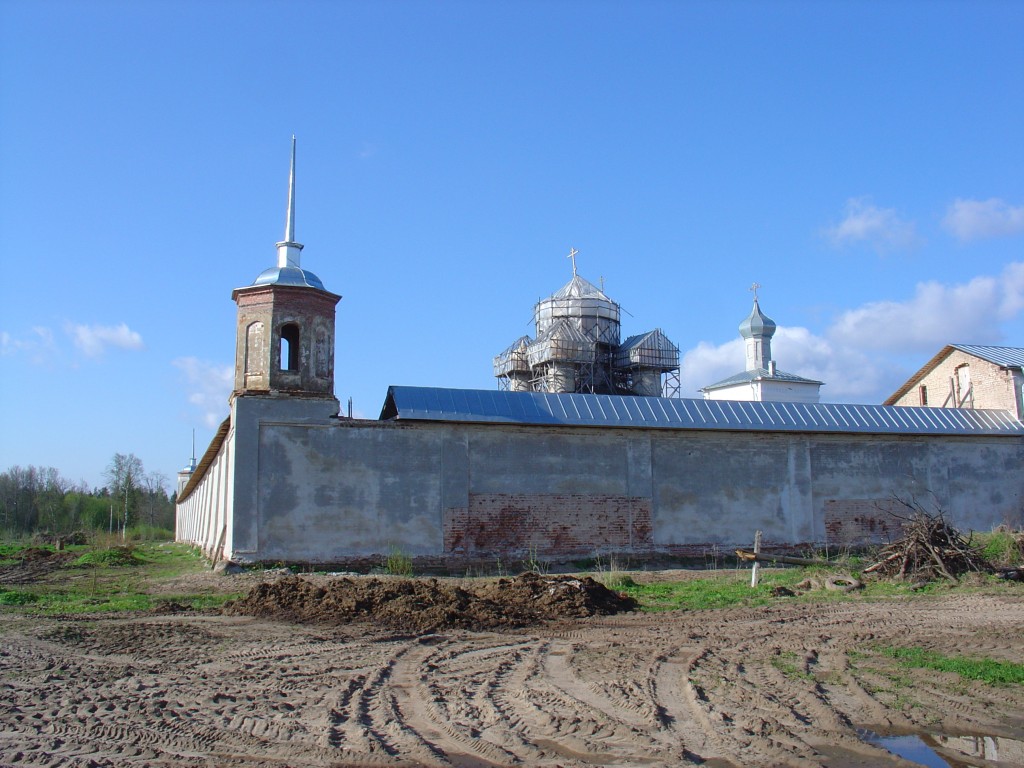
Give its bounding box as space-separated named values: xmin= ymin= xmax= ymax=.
xmin=0 ymin=542 xmax=57 ymax=565
xmin=174 ymin=593 xmax=244 ymax=610
xmin=0 ymin=541 xmax=214 ymax=615
xmin=73 ymin=546 xmax=142 ymax=567
xmin=0 ymin=588 xmax=40 ymax=605
xmin=619 ymin=570 xmax=808 ymax=611
xmin=975 ymin=529 xmax=1023 ymax=567
xmin=0 ymin=542 xmax=35 ymax=560
xmin=770 ymin=651 xmax=815 ymax=681
xmin=613 ymin=567 xmax=966 ymax=613
xmin=384 ymin=547 xmax=413 ymax=577
xmin=593 ymin=555 xmax=637 ymax=591
xmin=881 ymin=646 xmax=1024 ymax=686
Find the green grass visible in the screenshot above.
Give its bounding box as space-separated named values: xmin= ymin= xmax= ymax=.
xmin=73 ymin=546 xmax=142 ymax=567
xmin=770 ymin=651 xmax=816 ymax=682
xmin=0 ymin=541 xmax=221 ymax=614
xmin=619 ymin=570 xmax=809 ymax=611
xmin=384 ymin=547 xmax=413 ymax=577
xmin=613 ymin=567 xmax=980 ymax=613
xmin=881 ymin=646 xmax=1024 ymax=686
xmin=0 ymin=588 xmax=40 ymax=605
xmin=0 ymin=542 xmax=35 ymax=559
xmin=0 ymin=542 xmax=55 ymax=565
xmin=974 ymin=529 xmax=1022 ymax=567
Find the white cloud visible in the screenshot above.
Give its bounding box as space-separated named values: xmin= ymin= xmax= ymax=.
xmin=680 ymin=261 xmax=1024 ymax=404
xmin=829 ymin=261 xmax=1024 ymax=351
xmin=678 ymin=338 xmax=744 ymax=397
xmin=173 ymin=357 xmax=233 ymax=428
xmin=823 ymin=197 xmax=919 ymax=253
xmin=943 ymin=198 xmax=1024 ymax=242
xmin=67 ymin=322 xmax=144 ymax=357
xmin=1 ymin=326 xmax=58 ymax=364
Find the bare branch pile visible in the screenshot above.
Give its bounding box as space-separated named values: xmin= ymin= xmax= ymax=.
xmin=863 ymin=511 xmax=991 ymax=582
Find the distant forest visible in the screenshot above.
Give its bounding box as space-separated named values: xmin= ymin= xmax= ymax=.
xmin=0 ymin=454 xmax=175 ymax=538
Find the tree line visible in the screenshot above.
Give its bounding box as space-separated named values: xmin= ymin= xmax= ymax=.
xmin=0 ymin=453 xmax=175 ymax=538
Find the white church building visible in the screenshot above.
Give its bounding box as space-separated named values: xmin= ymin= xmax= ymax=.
xmin=700 ymin=295 xmax=823 ymax=404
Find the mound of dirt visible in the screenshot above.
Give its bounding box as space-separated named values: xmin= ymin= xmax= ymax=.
xmin=18 ymin=547 xmax=61 ymax=562
xmin=476 ymin=572 xmax=636 ymax=618
xmin=223 ymin=572 xmax=637 ymax=633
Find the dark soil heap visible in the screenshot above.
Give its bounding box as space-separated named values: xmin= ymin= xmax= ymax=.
xmin=223 ymin=572 xmax=637 ymax=633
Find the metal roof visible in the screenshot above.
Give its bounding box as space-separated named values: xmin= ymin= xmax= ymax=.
xmin=739 ymin=297 xmax=776 ymax=339
xmin=951 ymin=344 xmax=1024 ymax=369
xmin=380 ymin=386 xmax=1024 ymax=436
xmin=251 ymin=265 xmax=326 ymax=290
xmin=551 ymin=274 xmax=612 ymax=301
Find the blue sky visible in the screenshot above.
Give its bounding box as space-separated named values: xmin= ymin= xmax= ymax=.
xmin=1 ymin=0 xmax=1022 ymax=491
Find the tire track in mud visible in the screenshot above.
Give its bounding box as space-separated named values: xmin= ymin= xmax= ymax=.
xmin=3 ymin=595 xmax=1024 ymax=767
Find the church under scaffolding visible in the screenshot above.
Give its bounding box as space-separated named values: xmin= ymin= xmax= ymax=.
xmin=493 ymin=256 xmax=680 ymax=397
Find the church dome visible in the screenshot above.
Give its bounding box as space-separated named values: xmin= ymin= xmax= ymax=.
xmin=739 ymin=298 xmax=776 ymax=339
xmin=252 ymin=265 xmax=325 ymax=290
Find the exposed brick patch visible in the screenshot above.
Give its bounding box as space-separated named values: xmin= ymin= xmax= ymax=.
xmin=444 ymin=494 xmax=653 ymax=556
xmin=824 ymin=499 xmax=908 ymax=545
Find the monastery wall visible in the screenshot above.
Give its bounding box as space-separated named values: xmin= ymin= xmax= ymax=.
xmin=177 ymin=396 xmax=1024 ymax=566
xmin=174 ymin=423 xmax=233 ymax=561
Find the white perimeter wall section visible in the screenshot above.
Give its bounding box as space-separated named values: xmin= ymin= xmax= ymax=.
xmin=175 ymin=422 xmax=233 ymax=560
xmin=176 ymin=395 xmax=1024 ymax=564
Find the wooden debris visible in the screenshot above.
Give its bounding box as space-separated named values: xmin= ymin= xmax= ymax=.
xmin=735 ymin=550 xmax=831 ymax=567
xmin=863 ymin=511 xmax=991 ymax=582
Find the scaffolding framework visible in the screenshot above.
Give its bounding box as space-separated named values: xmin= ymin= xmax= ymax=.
xmin=495 ymin=273 xmax=681 ymax=398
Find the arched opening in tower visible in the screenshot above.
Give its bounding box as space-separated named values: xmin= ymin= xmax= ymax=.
xmin=280 ymin=323 xmax=300 ymax=372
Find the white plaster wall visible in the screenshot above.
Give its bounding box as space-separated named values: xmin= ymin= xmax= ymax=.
xmin=705 ymin=380 xmax=820 ymax=403
xmin=207 ymin=409 xmax=1023 ymax=563
xmin=758 ymin=380 xmax=821 ymax=403
xmin=175 ymin=426 xmax=233 ymax=560
xmin=705 ymin=383 xmax=758 ymax=401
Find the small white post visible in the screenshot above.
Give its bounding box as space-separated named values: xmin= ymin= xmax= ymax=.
xmin=751 ymin=530 xmax=762 ymax=588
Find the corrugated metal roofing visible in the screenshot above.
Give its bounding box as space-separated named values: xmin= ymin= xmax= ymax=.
xmin=951 ymin=344 xmax=1024 ymax=369
xmin=380 ymin=386 xmax=1024 ymax=436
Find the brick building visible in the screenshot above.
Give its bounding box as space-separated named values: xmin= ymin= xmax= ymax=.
xmin=884 ymin=344 xmax=1024 ymax=421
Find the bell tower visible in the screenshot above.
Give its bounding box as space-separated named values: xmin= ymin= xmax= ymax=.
xmin=739 ymin=285 xmax=776 ymax=373
xmin=231 ymin=137 xmax=341 ymax=401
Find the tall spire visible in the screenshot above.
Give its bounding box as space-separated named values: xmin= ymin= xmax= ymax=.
xmin=276 ymin=135 xmax=304 ymax=269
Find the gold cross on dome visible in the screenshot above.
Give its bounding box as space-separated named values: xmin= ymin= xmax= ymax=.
xmin=567 ymin=247 xmax=579 ymax=276
xmin=749 ymin=282 xmax=761 ymax=300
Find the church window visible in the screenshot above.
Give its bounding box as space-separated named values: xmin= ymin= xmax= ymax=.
xmin=281 ymin=323 xmax=300 ymax=372
xmin=919 ymin=385 xmax=928 ymax=405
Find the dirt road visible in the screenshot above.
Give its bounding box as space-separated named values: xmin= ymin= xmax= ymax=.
xmin=2 ymin=583 xmax=1023 ymax=767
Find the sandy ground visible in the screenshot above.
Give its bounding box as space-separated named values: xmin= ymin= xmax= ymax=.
xmin=2 ymin=570 xmax=1024 ymax=767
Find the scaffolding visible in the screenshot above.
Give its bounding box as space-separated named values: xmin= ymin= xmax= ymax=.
xmin=495 ymin=272 xmax=681 ymax=398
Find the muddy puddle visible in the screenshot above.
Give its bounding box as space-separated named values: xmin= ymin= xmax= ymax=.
xmin=861 ymin=727 xmax=1024 ymax=767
